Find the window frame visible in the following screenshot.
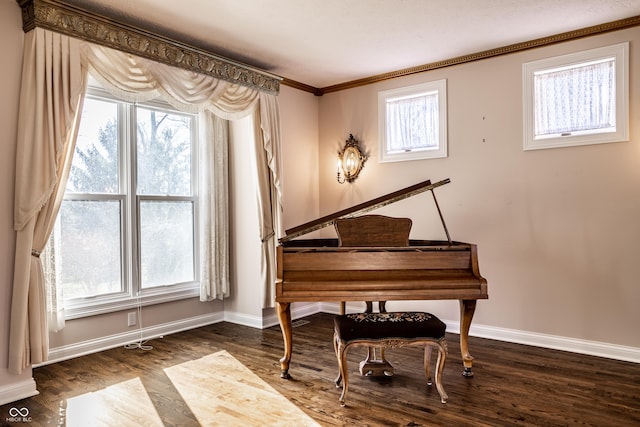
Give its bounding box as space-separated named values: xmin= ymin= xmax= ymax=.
xmin=60 ymin=86 xmax=200 ymax=320
xmin=522 ymin=42 xmax=629 ymax=151
xmin=378 ymin=79 xmax=448 ymax=163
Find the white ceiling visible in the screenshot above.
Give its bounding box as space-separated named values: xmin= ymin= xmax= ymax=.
xmin=67 ymin=0 xmax=640 ymax=89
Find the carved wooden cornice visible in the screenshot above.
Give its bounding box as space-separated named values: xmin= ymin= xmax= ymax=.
xmin=16 ymin=0 xmax=281 ymax=94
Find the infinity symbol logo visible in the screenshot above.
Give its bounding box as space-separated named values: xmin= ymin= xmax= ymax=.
xmin=8 ymin=407 xmax=29 ymax=417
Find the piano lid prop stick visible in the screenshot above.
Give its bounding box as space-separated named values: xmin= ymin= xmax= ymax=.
xmin=431 ymin=189 xmax=452 ymax=245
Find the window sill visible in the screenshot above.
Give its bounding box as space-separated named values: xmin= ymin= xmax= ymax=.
xmin=63 ymin=286 xmax=200 ymax=320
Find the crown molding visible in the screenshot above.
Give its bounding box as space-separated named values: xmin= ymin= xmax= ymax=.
xmin=16 ymin=0 xmax=282 ymax=94
xmin=280 ymin=77 xmax=323 ymax=96
xmin=312 ymin=14 xmax=640 ymax=96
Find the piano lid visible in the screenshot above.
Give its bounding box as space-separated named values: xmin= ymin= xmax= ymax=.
xmin=280 ymin=178 xmax=451 ymax=243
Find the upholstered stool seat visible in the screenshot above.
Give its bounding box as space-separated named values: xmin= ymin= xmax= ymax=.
xmin=333 ymin=312 xmax=448 ymax=406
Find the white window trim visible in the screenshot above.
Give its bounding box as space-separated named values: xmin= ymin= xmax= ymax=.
xmin=378 ymin=79 xmax=448 ymax=163
xmin=522 ymin=42 xmax=629 ymax=151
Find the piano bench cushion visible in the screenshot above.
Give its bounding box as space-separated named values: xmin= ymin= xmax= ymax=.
xmin=334 ymin=312 xmax=446 ymax=343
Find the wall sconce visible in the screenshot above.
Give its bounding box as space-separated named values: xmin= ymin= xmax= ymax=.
xmin=337 ymin=134 xmax=366 ymax=184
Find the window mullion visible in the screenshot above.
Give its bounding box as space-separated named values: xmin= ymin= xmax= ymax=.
xmin=122 ymin=102 xmax=138 ymax=298
xmin=191 ymin=115 xmax=200 ymax=284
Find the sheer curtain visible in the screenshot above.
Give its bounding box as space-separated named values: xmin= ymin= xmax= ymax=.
xmin=386 ymin=93 xmax=439 ymax=152
xmin=198 ymin=111 xmax=230 ymax=301
xmin=10 ymin=30 xmax=283 ymax=374
xmin=534 ymin=59 xmax=615 ymax=136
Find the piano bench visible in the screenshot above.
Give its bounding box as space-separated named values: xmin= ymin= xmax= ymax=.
xmin=333 ymin=312 xmax=448 ymax=406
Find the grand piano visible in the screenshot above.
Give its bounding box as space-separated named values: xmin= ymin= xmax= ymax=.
xmin=275 ymin=178 xmax=488 ymax=378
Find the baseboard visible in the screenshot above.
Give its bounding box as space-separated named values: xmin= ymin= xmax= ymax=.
xmin=319 ymin=302 xmax=640 ymax=364
xmin=0 ymin=377 xmax=38 ymax=406
xmin=223 ymin=311 xmax=264 ymax=328
xmin=217 ymin=304 xmax=323 ymax=329
xmin=466 ymin=322 xmax=640 ymax=364
xmin=261 ymin=303 xmax=324 ymax=329
xmin=40 ymin=312 xmax=224 ymax=366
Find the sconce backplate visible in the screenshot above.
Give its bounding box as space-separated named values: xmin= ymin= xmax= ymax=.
xmin=338 ymin=134 xmax=366 ymax=182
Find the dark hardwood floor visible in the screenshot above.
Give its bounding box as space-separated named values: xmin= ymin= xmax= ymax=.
xmin=1 ymin=312 xmax=639 ymax=426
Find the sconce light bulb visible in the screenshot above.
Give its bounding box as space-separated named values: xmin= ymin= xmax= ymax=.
xmin=336 ymin=134 xmax=365 ymax=184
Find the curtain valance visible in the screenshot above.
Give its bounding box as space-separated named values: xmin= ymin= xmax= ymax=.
xmin=82 ymin=43 xmax=260 ymax=118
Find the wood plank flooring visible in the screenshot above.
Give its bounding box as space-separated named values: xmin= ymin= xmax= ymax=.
xmin=1 ymin=312 xmax=639 ymax=426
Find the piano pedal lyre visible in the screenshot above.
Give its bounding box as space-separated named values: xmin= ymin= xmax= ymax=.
xmin=359 ymin=347 xmax=395 ymax=377
xmin=358 ymin=302 xmax=395 ymax=377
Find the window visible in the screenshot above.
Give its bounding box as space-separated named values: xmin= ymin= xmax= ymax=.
xmin=51 ymin=85 xmax=199 ymax=318
xmin=522 ymin=42 xmax=629 ymax=150
xmin=378 ymin=79 xmax=447 ymax=162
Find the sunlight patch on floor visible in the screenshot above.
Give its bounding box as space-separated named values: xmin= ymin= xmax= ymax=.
xmin=65 ymin=377 xmax=163 ymax=427
xmin=163 ymin=350 xmax=321 ymax=426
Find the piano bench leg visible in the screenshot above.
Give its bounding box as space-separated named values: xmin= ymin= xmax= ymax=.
xmin=334 ymin=331 xmax=343 ymax=387
xmin=425 ymin=341 xmax=449 ymax=404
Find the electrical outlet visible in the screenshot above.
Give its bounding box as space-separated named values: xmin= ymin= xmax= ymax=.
xmin=127 ymin=312 xmax=137 ymax=327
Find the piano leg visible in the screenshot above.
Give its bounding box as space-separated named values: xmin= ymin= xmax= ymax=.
xmin=276 ymin=302 xmax=293 ymax=379
xmin=459 ymin=299 xmax=477 ymax=377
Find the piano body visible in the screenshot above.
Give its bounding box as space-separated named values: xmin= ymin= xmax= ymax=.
xmin=275 ymin=179 xmax=488 ymax=378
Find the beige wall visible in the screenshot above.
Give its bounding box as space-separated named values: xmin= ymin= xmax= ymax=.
xmin=225 ymin=116 xmax=263 ymax=319
xmin=317 ymin=28 xmax=640 ymax=349
xmin=278 ymin=86 xmax=321 ymax=229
